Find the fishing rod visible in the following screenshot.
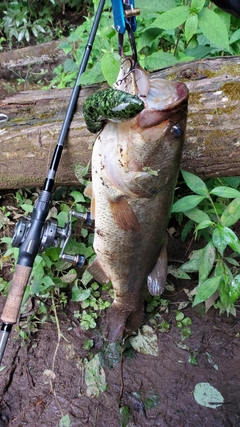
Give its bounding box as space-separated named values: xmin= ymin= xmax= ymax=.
xmin=0 ymin=0 xmax=139 ymax=363
xmin=0 ymin=0 xmax=106 ymax=363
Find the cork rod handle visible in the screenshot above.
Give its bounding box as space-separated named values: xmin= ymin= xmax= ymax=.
xmin=1 ymin=264 xmax=32 ymax=324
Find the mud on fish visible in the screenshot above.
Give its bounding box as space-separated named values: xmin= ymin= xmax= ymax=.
xmin=83 ymin=58 xmax=189 ymax=342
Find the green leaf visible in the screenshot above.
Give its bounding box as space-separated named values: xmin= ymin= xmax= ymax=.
xmin=85 ymin=354 xmax=107 ymax=397
xmin=194 ymin=382 xmax=224 ymax=408
xmin=198 ymin=8 xmax=229 ymax=50
xmin=119 ymin=406 xmax=130 ymax=427
xmin=221 ymin=198 xmax=240 ymax=227
xmin=199 ymin=241 xmax=216 ymax=283
xmin=168 ymin=265 xmax=191 ymax=279
xmin=210 ymin=186 xmax=240 ymax=198
xmin=70 ymin=190 xmax=85 ymax=203
xmin=217 ymin=225 xmax=240 ymax=254
xmin=230 ymin=28 xmax=240 ymax=44
xmin=101 ymin=52 xmax=120 ymax=86
xmin=59 ymin=414 xmax=71 ymax=427
xmin=143 ymin=392 xmax=160 ymax=410
xmin=171 ymin=195 xmax=205 ymax=213
xmin=185 ymin=13 xmax=198 ymax=43
xmin=64 ymin=58 xmax=78 ymax=73
xmin=81 ymin=270 xmax=93 ymax=285
xmin=74 ymin=162 xmax=89 ymax=184
xmin=183 ymin=207 xmax=210 ymax=224
xmin=193 ymin=275 xmax=221 ymax=306
xmin=137 ymin=28 xmax=162 ymax=51
xmin=137 ymin=0 xmax=176 ymax=13
xmin=71 ymin=284 xmax=91 ymax=302
xmin=176 ymin=311 xmax=184 ymax=321
xmin=144 ymin=51 xmax=177 ymax=71
xmin=61 ymin=269 xmax=77 ymax=284
xmin=20 ymin=203 xmax=33 ymax=214
xmin=181 ymin=170 xmax=209 ymax=196
xmin=152 ymin=6 xmax=190 ymax=30
xmin=181 ymin=248 xmax=204 ymax=272
xmin=190 ymin=0 xmax=205 ymax=14
xmin=229 ymin=275 xmax=240 ymax=304
xmin=195 ymin=219 xmax=214 ymax=232
xmin=212 ymin=226 xmax=227 ymax=256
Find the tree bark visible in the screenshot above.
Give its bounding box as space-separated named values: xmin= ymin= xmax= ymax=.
xmin=1 ymin=55 xmax=240 ymax=190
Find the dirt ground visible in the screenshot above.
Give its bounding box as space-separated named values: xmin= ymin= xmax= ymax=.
xmin=0 ymin=236 xmax=240 ymax=427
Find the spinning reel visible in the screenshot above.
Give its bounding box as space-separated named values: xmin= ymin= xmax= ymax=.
xmin=12 ymin=210 xmax=93 ymax=268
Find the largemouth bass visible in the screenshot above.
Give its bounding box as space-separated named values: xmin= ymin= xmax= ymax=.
xmin=84 ymin=59 xmax=189 ymax=342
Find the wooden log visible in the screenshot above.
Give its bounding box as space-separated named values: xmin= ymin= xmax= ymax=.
xmin=0 ymin=56 xmax=240 ymax=190
xmin=0 ymin=40 xmax=66 ymax=99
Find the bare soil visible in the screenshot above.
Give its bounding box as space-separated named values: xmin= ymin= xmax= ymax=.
xmin=0 ymin=230 xmax=240 ymax=427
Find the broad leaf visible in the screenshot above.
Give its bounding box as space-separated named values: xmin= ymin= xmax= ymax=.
xmin=101 ymin=52 xmax=120 ymax=86
xmin=230 ymin=28 xmax=240 ymax=44
xmin=85 ymin=354 xmax=107 ymax=397
xmin=152 ymin=6 xmax=190 ymax=30
xmin=221 ymin=198 xmax=240 ymax=227
xmin=136 ymin=0 xmax=176 ymax=13
xmin=171 ymin=195 xmax=205 ymax=213
xmin=199 ymin=241 xmax=216 ymax=283
xmin=129 ymin=325 xmax=159 ymax=356
xmin=144 ymin=51 xmax=177 ymax=71
xmin=194 ymin=382 xmax=224 ymax=408
xmin=218 ymin=225 xmax=240 ymax=254
xmin=59 ymin=414 xmax=71 ymax=427
xmin=168 ymin=265 xmax=190 ymax=279
xmin=195 ymin=219 xmax=214 ymax=232
xmin=185 ymin=13 xmax=198 ymax=43
xmin=229 ymin=274 xmax=240 ymax=304
xmin=190 ymin=0 xmax=205 ymax=14
xmin=210 ymin=186 xmax=240 ymax=198
xmin=212 ymin=226 xmax=227 ymax=256
xmin=193 ymin=275 xmax=221 ymax=306
xmin=181 ymin=170 xmax=209 ymax=196
xmin=183 ymin=207 xmax=210 ymax=224
xmin=181 ymin=248 xmax=204 ymax=273
xmin=71 ymin=284 xmax=91 ymax=302
xmin=198 ymin=8 xmax=229 ymax=50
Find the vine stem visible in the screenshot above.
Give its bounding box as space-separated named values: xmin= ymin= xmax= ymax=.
xmin=51 ymin=288 xmax=68 ymax=373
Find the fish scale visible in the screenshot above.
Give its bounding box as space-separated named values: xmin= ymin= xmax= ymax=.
xmin=85 ymin=60 xmax=189 ymax=342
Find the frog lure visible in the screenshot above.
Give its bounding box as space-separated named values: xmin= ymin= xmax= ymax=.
xmin=83 ymin=61 xmax=145 ymax=133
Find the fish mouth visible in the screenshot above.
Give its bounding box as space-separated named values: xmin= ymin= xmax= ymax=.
xmin=138 ymin=79 xmax=189 ymax=129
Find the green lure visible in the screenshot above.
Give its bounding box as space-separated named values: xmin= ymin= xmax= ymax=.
xmin=83 ymin=88 xmax=144 ymax=133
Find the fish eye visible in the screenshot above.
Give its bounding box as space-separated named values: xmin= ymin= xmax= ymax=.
xmin=171 ymin=123 xmax=184 ymax=138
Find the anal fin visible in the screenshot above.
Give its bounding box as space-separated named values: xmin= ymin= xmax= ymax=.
xmin=87 ymin=257 xmax=110 ymax=284
xmin=147 ymin=233 xmax=168 ymax=296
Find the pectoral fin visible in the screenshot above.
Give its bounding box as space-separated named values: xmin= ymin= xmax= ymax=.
xmin=87 ymin=257 xmax=110 ymax=284
xmin=147 ymin=234 xmax=168 ymax=296
xmin=109 ymin=196 xmax=140 ymax=232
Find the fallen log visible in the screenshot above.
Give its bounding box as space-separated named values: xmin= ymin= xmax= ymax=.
xmin=0 ymin=55 xmax=240 ymax=189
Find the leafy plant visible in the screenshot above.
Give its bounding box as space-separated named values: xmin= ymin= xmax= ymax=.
xmin=0 ymin=182 xmax=112 ymax=340
xmin=48 ymin=0 xmax=240 ymax=89
xmin=171 ymin=170 xmax=240 ymax=315
xmin=1 ymin=0 xmax=54 ymax=46
xmin=175 ymin=310 xmax=192 ymax=340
